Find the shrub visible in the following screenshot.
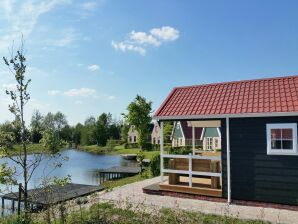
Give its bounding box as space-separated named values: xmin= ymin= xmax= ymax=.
xmin=141 ymin=142 xmax=152 ymax=150
xmin=150 ymin=154 xmax=160 ymax=177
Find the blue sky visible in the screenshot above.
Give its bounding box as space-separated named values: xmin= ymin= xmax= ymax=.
xmin=0 ymin=0 xmax=298 ymax=124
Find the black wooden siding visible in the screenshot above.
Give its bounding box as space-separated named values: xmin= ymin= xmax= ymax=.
xmin=230 ymin=116 xmax=298 ymax=205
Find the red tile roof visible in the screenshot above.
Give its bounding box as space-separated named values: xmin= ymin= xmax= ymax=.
xmin=154 ymin=76 xmax=298 ymax=118
xmin=179 ymin=121 xmax=202 ymax=139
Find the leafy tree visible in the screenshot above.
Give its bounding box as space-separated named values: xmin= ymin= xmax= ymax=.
xmin=30 ymin=110 xmax=44 ymax=143
xmin=73 ymin=123 xmax=83 ymax=146
xmin=108 ymin=123 xmax=121 ymax=140
xmin=124 ymin=95 xmax=152 ymax=149
xmin=81 ymin=117 xmax=97 ymax=145
xmin=43 ymin=112 xmax=68 ymax=133
xmin=121 ymin=122 xmax=129 ymax=144
xmin=60 ymin=125 xmax=73 ymax=143
xmin=94 ymin=113 xmax=111 ymax=146
xmin=0 ymin=42 xmax=64 ymax=221
xmin=163 ymin=122 xmax=174 ymax=144
xmin=84 ymin=116 xmax=96 ymax=126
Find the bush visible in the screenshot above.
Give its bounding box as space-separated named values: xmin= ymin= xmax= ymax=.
xmin=141 ymin=142 xmax=152 ymax=150
xmin=169 ymin=146 xmax=192 ymax=155
xmin=150 ymin=154 xmax=160 ymax=177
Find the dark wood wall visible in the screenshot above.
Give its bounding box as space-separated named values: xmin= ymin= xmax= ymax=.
xmin=229 ymin=116 xmax=298 ymax=205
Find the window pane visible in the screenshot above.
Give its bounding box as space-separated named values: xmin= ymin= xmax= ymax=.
xmin=282 ymin=140 xmax=293 ymax=150
xmin=271 ymin=140 xmax=282 ymax=149
xmin=271 ymin=129 xmax=281 ymax=139
xmin=282 ymin=129 xmax=293 ymax=139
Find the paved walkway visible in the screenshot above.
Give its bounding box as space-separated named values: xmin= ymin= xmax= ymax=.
xmin=94 ymin=177 xmax=298 ymax=224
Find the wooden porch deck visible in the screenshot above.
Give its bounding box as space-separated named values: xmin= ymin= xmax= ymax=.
xmin=160 ymin=176 xmax=222 ymax=197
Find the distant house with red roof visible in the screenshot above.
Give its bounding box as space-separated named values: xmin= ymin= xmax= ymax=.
xmin=151 ymin=75 xmax=298 ymax=206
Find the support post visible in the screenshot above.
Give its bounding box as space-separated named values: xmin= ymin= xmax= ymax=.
xmin=188 ymin=153 xmax=192 ymax=187
xmin=192 ymin=126 xmax=195 ymax=155
xmin=226 ymin=117 xmax=231 ymax=204
xmin=1 ymin=197 xmax=4 ymax=216
xmin=160 ymin=121 xmax=164 ymax=182
xmin=12 ymin=200 xmax=15 ymax=212
xmin=18 ymin=183 xmax=22 ymax=215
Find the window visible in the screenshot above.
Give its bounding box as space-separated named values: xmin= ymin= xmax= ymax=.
xmin=207 ymin=137 xmax=213 ymax=150
xmin=134 ymin=136 xmax=137 ymax=143
xmin=266 ymin=123 xmax=297 ymax=155
xmin=179 ymin=138 xmax=183 ymax=146
xmin=153 ymin=137 xmax=156 ymax=144
xmin=157 ymin=138 xmax=160 ymax=144
xmin=214 ymin=138 xmax=219 ymax=149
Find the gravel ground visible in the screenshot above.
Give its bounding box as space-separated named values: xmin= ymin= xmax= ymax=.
xmin=88 ymin=177 xmax=298 ymax=224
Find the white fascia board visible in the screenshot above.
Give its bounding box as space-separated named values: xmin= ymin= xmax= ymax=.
xmin=154 ymin=112 xmax=298 ymax=121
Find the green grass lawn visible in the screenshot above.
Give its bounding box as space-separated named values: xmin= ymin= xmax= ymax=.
xmin=78 ymin=144 xmax=160 ymax=159
xmin=7 ymin=143 xmax=67 ymax=156
xmin=102 ymin=172 xmax=150 ymax=189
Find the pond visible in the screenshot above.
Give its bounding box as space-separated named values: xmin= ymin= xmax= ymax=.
xmin=0 ymin=149 xmax=138 ymax=216
xmin=1 ymin=149 xmax=137 ymax=192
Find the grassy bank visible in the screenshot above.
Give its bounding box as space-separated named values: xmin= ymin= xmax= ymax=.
xmin=0 ymin=202 xmax=269 ymax=224
xmin=77 ymin=144 xmax=159 ymax=159
xmin=102 ymin=172 xmax=149 ymax=189
xmin=6 ymin=143 xmax=67 ymax=156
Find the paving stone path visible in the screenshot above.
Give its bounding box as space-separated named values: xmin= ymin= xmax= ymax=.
xmin=95 ymin=177 xmax=298 ymax=224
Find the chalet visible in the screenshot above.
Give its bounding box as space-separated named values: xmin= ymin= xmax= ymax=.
xmin=171 ymin=121 xmax=221 ymax=150
xmin=151 ymin=121 xmax=161 ymax=145
xmin=152 ymin=75 xmax=298 ymax=206
xmin=127 ymin=124 xmax=154 ymax=144
xmin=171 ymin=121 xmax=203 ymax=147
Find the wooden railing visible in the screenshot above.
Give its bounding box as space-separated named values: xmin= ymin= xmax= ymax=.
xmin=161 ymin=153 xmax=221 ymax=188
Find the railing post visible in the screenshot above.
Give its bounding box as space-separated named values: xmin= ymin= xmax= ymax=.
xmin=160 ymin=121 xmax=164 ymax=182
xmin=189 ymin=153 xmax=192 ymax=187
xmin=192 ymin=126 xmax=195 ymax=155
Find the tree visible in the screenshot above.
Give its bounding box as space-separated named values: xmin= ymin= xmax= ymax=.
xmin=163 ymin=122 xmax=174 ymax=144
xmin=1 ymin=42 xmax=34 ymax=219
xmin=60 ymin=124 xmax=73 ymax=143
xmin=94 ymin=113 xmax=111 ymax=146
xmin=124 ymin=95 xmax=152 ymax=149
xmin=121 ymin=122 xmax=129 ymax=144
xmin=30 ymin=110 xmax=44 ymax=143
xmin=81 ymin=117 xmax=96 ymax=145
xmin=43 ymin=112 xmax=68 ymax=133
xmin=0 ymin=41 xmax=63 ymax=221
xmin=72 ymin=123 xmax=83 ymax=146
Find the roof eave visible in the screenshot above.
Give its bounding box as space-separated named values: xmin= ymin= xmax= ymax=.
xmin=153 ymin=111 xmax=298 ymax=121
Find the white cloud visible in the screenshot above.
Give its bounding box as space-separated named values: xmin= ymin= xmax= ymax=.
xmin=63 ymin=88 xmax=96 ymax=97
xmin=48 ymin=90 xmax=60 ymax=96
xmin=47 ymin=87 xmax=116 ymax=101
xmin=111 ymin=41 xmax=146 ymax=56
xmin=87 ymin=64 xmax=100 ymax=72
xmin=0 ymin=0 xmax=71 ymax=51
xmin=150 ymin=26 xmax=179 ymax=41
xmin=111 ymin=26 xmax=179 ymax=56
xmin=130 ymin=31 xmax=160 ymax=46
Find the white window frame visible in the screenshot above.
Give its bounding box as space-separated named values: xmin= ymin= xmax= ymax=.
xmin=206 ymin=137 xmax=213 ymax=150
xmin=266 ymin=123 xmax=298 ymax=155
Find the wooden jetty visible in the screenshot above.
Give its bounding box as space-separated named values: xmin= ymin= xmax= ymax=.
xmin=1 ymin=183 xmax=104 ymax=213
xmin=98 ymin=166 xmax=140 ymax=183
xmin=121 ymin=154 xmax=137 ymax=160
